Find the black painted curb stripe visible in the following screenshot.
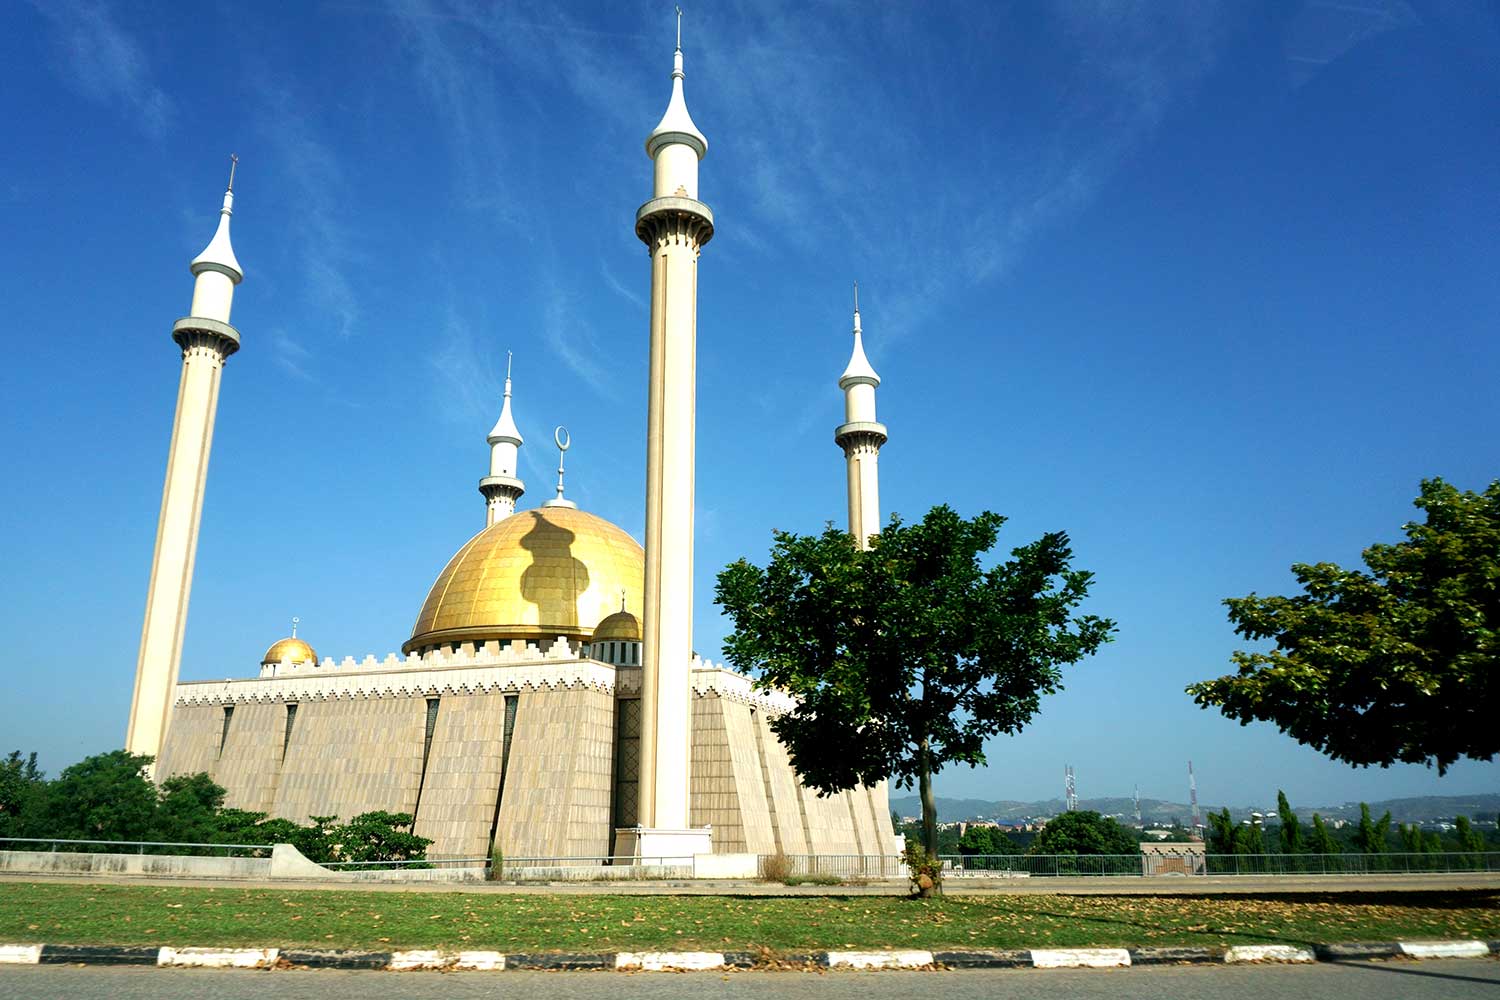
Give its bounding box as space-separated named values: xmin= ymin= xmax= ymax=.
xmin=1314 ymin=942 xmax=1401 ymax=961
xmin=504 ymin=952 xmax=613 ymax=970
xmin=281 ymin=949 xmax=393 ymax=970
xmin=1128 ymin=946 xmax=1224 ymax=965
xmin=932 ymin=949 xmax=1032 ymax=968
xmin=38 ymin=944 xmax=161 ymax=966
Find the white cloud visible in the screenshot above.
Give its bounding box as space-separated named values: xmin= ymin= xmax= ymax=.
xmin=29 ymin=0 xmax=174 ymax=135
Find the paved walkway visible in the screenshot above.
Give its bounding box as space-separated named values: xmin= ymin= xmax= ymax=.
xmin=3 ymin=870 xmax=1495 ymax=895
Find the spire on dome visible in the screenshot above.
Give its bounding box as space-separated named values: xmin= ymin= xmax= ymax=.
xmin=487 ymin=351 xmax=523 ymax=446
xmin=839 ymin=281 xmax=880 ymax=388
xmin=542 ymin=426 xmax=578 ymax=509
xmin=190 ymin=154 xmax=243 ymax=284
xmin=645 ymin=7 xmax=708 ymax=159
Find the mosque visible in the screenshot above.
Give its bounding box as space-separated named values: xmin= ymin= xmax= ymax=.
xmin=127 ymin=28 xmax=901 ymax=863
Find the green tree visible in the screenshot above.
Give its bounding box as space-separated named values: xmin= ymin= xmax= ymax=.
xmin=153 ymin=773 xmax=228 ymax=847
xmin=0 ymin=751 xmax=44 ymax=836
xmin=1187 ymin=479 xmax=1500 ymax=774
xmin=957 ymin=825 xmax=1022 ymax=869
xmin=1454 ymin=815 xmax=1485 ymax=854
xmin=1355 ymin=803 xmax=1392 ymax=853
xmin=21 ymin=751 xmax=157 ymax=843
xmin=1398 ymin=823 xmax=1425 ymax=854
xmin=332 ymin=811 xmax=431 ymax=867
xmin=1030 ymin=811 xmax=1139 ymax=857
xmin=1309 ymin=813 xmax=1340 ymax=855
xmin=715 ymin=505 xmax=1115 ymax=871
xmin=1206 ymin=808 xmax=1239 ymax=855
xmin=1276 ymin=790 xmax=1302 ymax=854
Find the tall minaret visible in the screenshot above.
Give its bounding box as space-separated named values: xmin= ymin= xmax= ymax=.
xmin=126 ymin=159 xmax=244 ymax=762
xmin=479 ymin=353 xmax=525 ymax=524
xmin=632 ymin=11 xmax=714 ymax=852
xmin=834 ymin=284 xmax=887 ymax=549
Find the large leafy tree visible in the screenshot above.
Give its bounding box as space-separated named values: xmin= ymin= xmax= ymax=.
xmin=715 ymin=504 xmax=1115 ymax=859
xmin=1188 ymin=478 xmax=1500 ymax=774
xmin=1029 ymin=810 xmax=1139 ymax=856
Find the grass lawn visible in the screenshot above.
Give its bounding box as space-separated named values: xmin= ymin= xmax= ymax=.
xmin=2 ymin=883 xmax=1497 ymax=953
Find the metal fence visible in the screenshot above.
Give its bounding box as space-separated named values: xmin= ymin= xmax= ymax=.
xmin=0 ymin=836 xmax=273 ymax=858
xmin=938 ymin=851 xmax=1500 ymax=877
xmin=759 ymin=854 xmax=906 ymax=879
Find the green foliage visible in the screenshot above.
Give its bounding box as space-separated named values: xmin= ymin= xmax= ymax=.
xmin=1355 ymin=803 xmax=1393 ymax=854
xmin=1029 ymin=811 xmax=1139 ymax=857
xmin=957 ymin=825 xmax=1023 ymax=869
xmin=0 ymin=751 xmax=44 ymax=836
xmin=21 ymin=750 xmax=157 ymax=842
xmin=1188 ymin=479 xmax=1500 ymax=774
xmin=1309 ymin=813 xmax=1340 ymax=854
xmin=716 ymin=504 xmax=1114 ymax=855
xmin=1206 ymin=808 xmax=1237 ymax=855
xmin=1277 ymin=790 xmax=1302 ymax=854
xmin=1398 ymin=823 xmax=1426 ymax=854
xmin=1455 ymin=815 xmax=1485 ymax=854
xmin=2 ymin=751 xmax=430 ymax=866
xmin=901 ymin=844 xmax=943 ymax=898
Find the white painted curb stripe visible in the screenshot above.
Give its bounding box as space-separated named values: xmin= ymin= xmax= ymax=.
xmin=826 ymin=950 xmax=934 ymax=969
xmin=0 ymin=945 xmax=41 ymax=965
xmin=454 ymin=950 xmax=506 ymax=970
xmin=157 ymin=947 xmax=278 ymax=969
xmin=1030 ymin=948 xmax=1131 ymax=969
xmin=615 ymin=951 xmax=726 ymax=971
xmin=389 ymin=949 xmax=451 ymax=970
xmin=1398 ymin=940 xmax=1490 ymax=959
xmin=1224 ymin=945 xmax=1316 ymax=964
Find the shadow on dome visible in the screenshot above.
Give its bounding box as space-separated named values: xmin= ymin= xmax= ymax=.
xmin=518 ymin=509 xmax=590 ymax=634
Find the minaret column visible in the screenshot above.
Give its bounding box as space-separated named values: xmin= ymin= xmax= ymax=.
xmin=834 ymin=288 xmax=887 ymax=550
xmin=479 ymin=353 xmax=525 ymax=525
xmin=127 ymin=165 xmax=243 ymax=762
xmin=628 ymin=24 xmax=715 ymax=854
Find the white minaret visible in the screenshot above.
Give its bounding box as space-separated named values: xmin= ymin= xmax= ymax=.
xmin=627 ymin=11 xmax=715 ymax=858
xmin=835 ymin=284 xmax=887 ymax=549
xmin=126 ymin=158 xmax=244 ymax=762
xmin=479 ymin=352 xmax=525 ymax=524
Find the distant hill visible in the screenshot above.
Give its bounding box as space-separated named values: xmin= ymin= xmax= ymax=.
xmin=888 ymin=793 xmax=1500 ymax=826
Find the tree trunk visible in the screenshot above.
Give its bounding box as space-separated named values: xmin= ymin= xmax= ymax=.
xmin=919 ymin=738 xmax=937 ymax=857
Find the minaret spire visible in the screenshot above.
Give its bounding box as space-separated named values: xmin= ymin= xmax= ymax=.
xmin=127 ymin=164 xmax=247 ymax=765
xmin=835 ymin=283 xmax=888 ymax=549
xmin=626 ymin=16 xmax=716 ymax=862
xmin=542 ymin=426 xmax=577 ymax=509
xmin=480 ymin=352 xmax=526 ymax=525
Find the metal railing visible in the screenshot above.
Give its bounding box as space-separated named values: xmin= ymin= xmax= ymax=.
xmin=0 ymin=836 xmax=273 ymax=858
xmin=759 ymin=854 xmax=906 ymax=879
xmin=938 ymin=851 xmax=1500 ymax=877
xmin=322 ymin=856 xmax=485 ymax=870
xmin=501 ymin=855 xmax=697 ymax=869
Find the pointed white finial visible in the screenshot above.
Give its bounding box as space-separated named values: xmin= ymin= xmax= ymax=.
xmin=291 ymin=616 xmax=299 ymax=638
xmin=839 ymin=283 xmax=880 ymax=388
xmin=487 ymin=353 xmax=523 ymax=446
xmin=542 ymin=426 xmax=578 ymax=508
xmin=646 ymin=8 xmax=707 ymax=159
xmin=190 ymin=155 xmax=243 ymax=283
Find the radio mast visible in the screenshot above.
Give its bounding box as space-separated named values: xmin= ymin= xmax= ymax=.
xmin=1188 ymin=760 xmax=1202 ymax=838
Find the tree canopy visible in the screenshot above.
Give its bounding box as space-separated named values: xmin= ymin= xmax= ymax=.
xmin=1029 ymin=811 xmax=1139 ymax=856
xmin=1187 ymin=478 xmax=1500 ymax=774
xmin=716 ymin=505 xmax=1115 ymax=860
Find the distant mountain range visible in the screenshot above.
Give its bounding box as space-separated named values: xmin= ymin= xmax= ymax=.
xmin=888 ymin=793 xmax=1500 ymax=827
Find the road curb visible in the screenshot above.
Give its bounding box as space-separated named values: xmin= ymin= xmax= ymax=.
xmin=0 ymin=938 xmax=1495 ymax=971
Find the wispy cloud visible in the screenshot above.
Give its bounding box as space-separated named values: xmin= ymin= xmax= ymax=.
xmin=543 ymin=285 xmax=614 ymax=397
xmin=251 ymin=82 xmax=361 ymax=341
xmin=270 ymin=330 xmax=316 ymax=382
xmin=28 ymin=0 xmax=174 ymax=135
xmin=1283 ymin=0 xmax=1419 ymax=88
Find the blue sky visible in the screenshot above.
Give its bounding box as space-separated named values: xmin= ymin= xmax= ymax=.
xmin=2 ymin=0 xmax=1496 ymax=811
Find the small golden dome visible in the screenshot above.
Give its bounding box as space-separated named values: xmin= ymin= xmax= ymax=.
xmin=592 ymin=609 xmax=641 ymax=643
xmin=405 ymin=506 xmax=644 ymax=654
xmin=262 ymin=636 xmax=318 ymax=666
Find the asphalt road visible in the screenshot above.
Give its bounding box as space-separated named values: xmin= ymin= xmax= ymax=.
xmin=2 ymin=960 xmax=1497 ymax=999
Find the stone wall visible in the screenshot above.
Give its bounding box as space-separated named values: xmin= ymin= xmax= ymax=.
xmin=159 ymin=654 xmax=900 ymax=861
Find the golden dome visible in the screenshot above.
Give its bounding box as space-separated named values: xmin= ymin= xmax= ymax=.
xmin=262 ymin=636 xmax=318 ymax=666
xmin=592 ymin=609 xmax=641 ymax=643
xmin=405 ymin=506 xmax=644 ymax=654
